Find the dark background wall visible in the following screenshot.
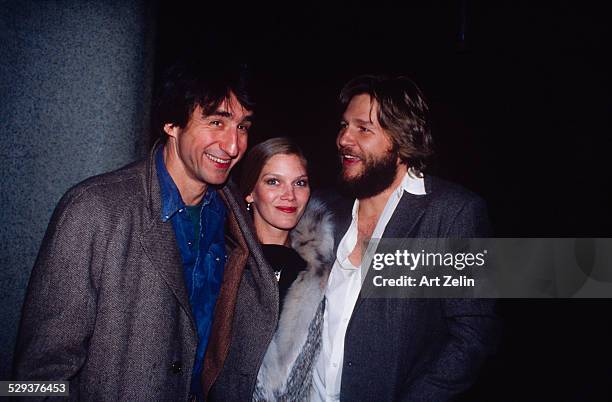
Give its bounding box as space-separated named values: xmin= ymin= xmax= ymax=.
xmin=154 ymin=0 xmax=612 ymax=236
xmin=2 ymin=0 xmax=611 ymax=399
xmin=156 ymin=2 xmax=612 ymax=400
xmin=0 ymin=0 xmax=155 ymax=380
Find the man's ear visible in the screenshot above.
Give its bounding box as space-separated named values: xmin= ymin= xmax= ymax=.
xmin=163 ymin=123 xmax=180 ymax=139
xmin=245 ymin=194 xmax=254 ymax=204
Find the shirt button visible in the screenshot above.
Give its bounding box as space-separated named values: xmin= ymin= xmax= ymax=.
xmin=215 ymin=257 xmax=220 ymax=262
xmin=187 ymin=241 xmax=193 ymax=247
xmin=331 ymin=362 xmax=338 ymax=368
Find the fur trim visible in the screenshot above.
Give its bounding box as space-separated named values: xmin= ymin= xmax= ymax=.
xmin=254 ymin=198 xmax=334 ymax=401
xmin=289 ymin=198 xmax=335 ymax=279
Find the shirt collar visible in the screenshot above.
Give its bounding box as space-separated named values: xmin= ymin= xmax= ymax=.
xmin=402 ymin=168 xmax=427 ymax=196
xmin=155 ymin=146 xmax=215 ymax=222
xmin=351 ymin=169 xmax=426 ymax=219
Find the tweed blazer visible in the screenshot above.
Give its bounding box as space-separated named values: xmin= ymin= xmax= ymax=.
xmin=327 ymin=175 xmax=500 ymax=402
xmin=13 ymin=144 xmax=265 ymax=401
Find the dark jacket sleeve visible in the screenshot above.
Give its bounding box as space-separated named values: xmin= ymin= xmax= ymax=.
xmin=13 ymin=188 xmax=99 ymax=392
xmin=400 ymin=198 xmax=500 ymax=402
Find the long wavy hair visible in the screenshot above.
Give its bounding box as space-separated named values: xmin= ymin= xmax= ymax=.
xmin=340 ymin=74 xmax=433 ymax=176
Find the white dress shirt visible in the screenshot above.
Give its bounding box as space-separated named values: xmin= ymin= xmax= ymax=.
xmin=311 ymin=172 xmax=426 ymax=401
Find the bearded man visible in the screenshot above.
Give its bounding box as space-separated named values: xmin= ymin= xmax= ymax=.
xmin=311 ymin=75 xmax=500 ymax=402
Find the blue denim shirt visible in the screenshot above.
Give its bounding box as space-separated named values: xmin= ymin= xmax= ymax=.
xmin=155 ymin=147 xmax=226 ymax=397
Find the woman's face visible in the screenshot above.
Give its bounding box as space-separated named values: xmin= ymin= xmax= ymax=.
xmin=246 ymin=153 xmax=310 ymax=239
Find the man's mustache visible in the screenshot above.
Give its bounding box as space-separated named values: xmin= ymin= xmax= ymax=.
xmin=338 ymin=147 xmax=362 ymax=159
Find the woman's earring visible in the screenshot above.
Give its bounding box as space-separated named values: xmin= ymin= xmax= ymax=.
xmin=247 ymin=202 xmax=251 ymax=212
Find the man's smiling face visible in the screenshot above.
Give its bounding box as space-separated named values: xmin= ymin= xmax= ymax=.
xmin=337 ymin=93 xmax=401 ymax=198
xmin=164 ymin=92 xmax=253 ymax=191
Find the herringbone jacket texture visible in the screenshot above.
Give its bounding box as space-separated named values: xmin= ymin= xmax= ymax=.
xmin=14 ymin=144 xmax=265 ymax=401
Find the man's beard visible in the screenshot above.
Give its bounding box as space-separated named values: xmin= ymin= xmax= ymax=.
xmin=337 ymin=149 xmax=399 ymax=199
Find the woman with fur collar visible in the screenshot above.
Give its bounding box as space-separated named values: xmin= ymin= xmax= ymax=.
xmin=239 ymin=137 xmax=334 ymax=401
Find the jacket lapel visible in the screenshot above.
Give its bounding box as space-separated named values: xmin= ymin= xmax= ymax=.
xmin=381 ymin=173 xmax=434 ymax=239
xmin=202 ymin=181 xmax=275 ymax=397
xmin=380 ymin=191 xmax=430 ymax=239
xmin=353 ymin=189 xmax=432 ymax=311
xmin=140 ymin=215 xmax=195 ymax=329
xmin=202 ymin=191 xmax=249 ymax=396
xmin=139 ymin=144 xmax=196 ymax=332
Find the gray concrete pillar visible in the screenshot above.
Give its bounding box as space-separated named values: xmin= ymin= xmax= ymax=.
xmin=0 ymin=0 xmax=156 ymax=378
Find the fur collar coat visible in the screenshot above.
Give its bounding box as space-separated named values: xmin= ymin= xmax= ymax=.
xmin=253 ymin=198 xmax=335 ymax=401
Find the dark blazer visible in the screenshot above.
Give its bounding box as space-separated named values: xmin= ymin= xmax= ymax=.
xmin=329 ymin=175 xmax=500 ymax=402
xmin=13 ymin=144 xmax=265 ymax=401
